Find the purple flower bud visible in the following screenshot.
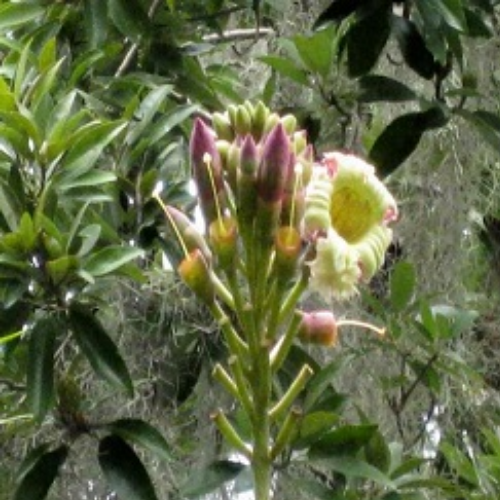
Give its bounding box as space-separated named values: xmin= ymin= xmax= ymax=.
xmin=256 ymin=123 xmax=291 ymax=204
xmin=190 ymin=118 xmax=225 ymax=224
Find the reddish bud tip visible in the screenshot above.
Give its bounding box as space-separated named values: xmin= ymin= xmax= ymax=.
xmin=190 ymin=118 xmax=225 ymax=224
xmin=257 ymin=123 xmax=291 ymax=204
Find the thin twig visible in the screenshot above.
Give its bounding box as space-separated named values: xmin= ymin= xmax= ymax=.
xmin=0 ymin=378 xmax=25 ymax=391
xmin=202 ymin=28 xmax=274 ymax=44
xmin=115 ymin=0 xmax=163 ymax=77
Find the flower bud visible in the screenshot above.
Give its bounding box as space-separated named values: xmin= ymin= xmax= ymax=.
xmin=256 ymin=123 xmax=291 ymax=204
xmin=190 ymin=118 xmax=226 ymax=225
xmin=263 ymin=112 xmax=280 ymax=136
xmin=251 ymin=101 xmax=269 ymax=141
xmin=297 ymin=311 xmax=338 ymax=347
xmin=281 ymin=114 xmax=297 ymax=135
xmin=274 ymin=226 xmax=302 ymax=280
xmin=165 ymin=205 xmax=212 ymax=263
xmin=235 ymin=106 xmax=252 ymax=136
xmin=209 ymin=217 xmax=238 ymax=270
xmin=237 ymin=135 xmax=259 ymax=233
xmin=178 ymin=249 xmax=215 ymax=304
xmin=212 ymin=112 xmax=234 ymax=142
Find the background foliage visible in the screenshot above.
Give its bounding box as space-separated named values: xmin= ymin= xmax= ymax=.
xmin=2 ymin=0 xmax=500 ymax=499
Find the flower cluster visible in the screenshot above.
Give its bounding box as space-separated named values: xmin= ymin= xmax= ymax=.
xmin=155 ymin=102 xmax=398 ymax=491
xmin=158 ymin=101 xmax=398 ymax=314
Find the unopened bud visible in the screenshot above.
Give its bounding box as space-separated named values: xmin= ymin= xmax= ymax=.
xmin=178 ymin=249 xmax=215 ymax=304
xmin=164 ymin=205 xmax=212 ymax=263
xmin=297 ymin=311 xmax=338 ymax=347
xmin=190 ymin=118 xmax=226 ymax=225
xmin=212 ymin=112 xmax=234 ymax=141
xmin=251 ymin=101 xmax=269 ymax=141
xmin=209 ymin=217 xmax=238 ymax=269
xmin=281 ymin=114 xmax=297 ymax=135
xmin=275 ymin=226 xmax=302 ymax=280
xmin=235 ymin=106 xmax=252 ymax=136
xmin=263 ymin=113 xmax=280 ymax=136
xmin=257 ymin=123 xmax=291 ymax=204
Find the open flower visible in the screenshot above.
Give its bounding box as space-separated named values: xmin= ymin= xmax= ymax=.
xmin=304 ymin=152 xmax=397 ymax=299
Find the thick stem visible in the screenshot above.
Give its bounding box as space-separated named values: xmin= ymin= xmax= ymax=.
xmin=251 ymin=341 xmax=272 ymax=500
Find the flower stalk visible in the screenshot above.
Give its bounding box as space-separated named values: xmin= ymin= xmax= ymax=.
xmin=156 ymin=102 xmax=398 ymax=500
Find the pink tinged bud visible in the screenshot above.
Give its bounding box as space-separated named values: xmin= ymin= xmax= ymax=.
xmin=190 ymin=118 xmax=225 ymax=224
xmin=178 ymin=249 xmax=215 ymax=304
xmin=298 ymin=311 xmax=338 ymax=347
xmin=165 ymin=206 xmax=212 ymax=263
xmin=257 ymin=123 xmax=292 ymax=204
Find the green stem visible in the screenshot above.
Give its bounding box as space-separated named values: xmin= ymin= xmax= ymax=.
xmin=270 ymin=311 xmax=302 ymax=373
xmin=278 ymin=271 xmax=308 ymax=324
xmin=210 ymin=302 xmax=249 ymax=360
xmin=251 ymin=340 xmax=272 ymax=500
xmin=269 ymin=364 xmax=313 ymax=421
xmin=211 ymin=409 xmax=252 ymax=458
xmin=271 ymin=406 xmax=302 ymax=459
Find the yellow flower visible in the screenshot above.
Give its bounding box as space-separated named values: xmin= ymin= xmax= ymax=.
xmin=304 ymin=152 xmax=397 ymax=299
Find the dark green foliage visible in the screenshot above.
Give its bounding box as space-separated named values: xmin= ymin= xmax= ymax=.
xmin=98 ymin=435 xmax=159 ymax=500
xmin=14 ymin=445 xmax=68 ymax=500
xmin=369 ymin=107 xmax=449 ymax=177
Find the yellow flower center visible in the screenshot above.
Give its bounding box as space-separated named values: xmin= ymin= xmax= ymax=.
xmin=330 ymin=186 xmax=376 ymax=244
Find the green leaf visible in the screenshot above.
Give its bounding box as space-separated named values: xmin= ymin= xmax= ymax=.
xmin=309 ymin=424 xmax=378 ymax=458
xmin=293 ymin=26 xmax=335 ymax=78
xmin=69 ymin=303 xmax=133 ymax=396
xmin=27 ymin=317 xmax=59 ymax=422
xmin=358 ymin=75 xmax=417 ymax=103
xmin=259 ymin=55 xmax=310 ymax=86
xmin=0 ymin=180 xmax=23 ymax=231
xmin=0 ymin=4 xmax=44 ymax=33
xmin=389 ymin=261 xmax=416 ymax=312
xmin=180 ymin=461 xmax=245 ymax=499
xmin=14 ymin=445 xmax=68 ymax=500
xmin=98 ymin=435 xmax=158 ymax=500
xmin=369 ymin=107 xmax=448 ymax=177
xmin=430 ymin=305 xmax=478 ymax=339
xmin=127 ymin=85 xmax=173 ymax=145
xmin=147 ymin=103 xmax=199 ymax=144
xmin=439 ymin=0 xmax=468 ymax=32
xmin=440 ymin=442 xmax=479 ymax=486
xmin=106 ymin=419 xmax=172 ymax=462
xmin=313 ymin=0 xmax=363 ymax=28
xmin=59 ymin=171 xmax=116 ymax=191
xmin=316 ymin=455 xmax=396 ymax=488
xmin=392 ymin=17 xmax=436 ymax=80
xmin=464 ymin=7 xmax=493 ymax=37
xmin=347 ymin=5 xmax=392 ymax=77
xmin=108 ymin=0 xmax=151 ymax=43
xmin=84 ymin=0 xmax=109 ymax=49
xmin=58 ymin=121 xmax=127 ymax=176
xmin=31 ymin=58 xmax=65 ymax=111
xmin=304 ymin=357 xmax=349 ymax=412
xmin=294 ymin=411 xmax=339 ymax=449
xmin=83 ymin=245 xmax=144 ymax=277
xmin=365 ymin=429 xmax=391 ymax=473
